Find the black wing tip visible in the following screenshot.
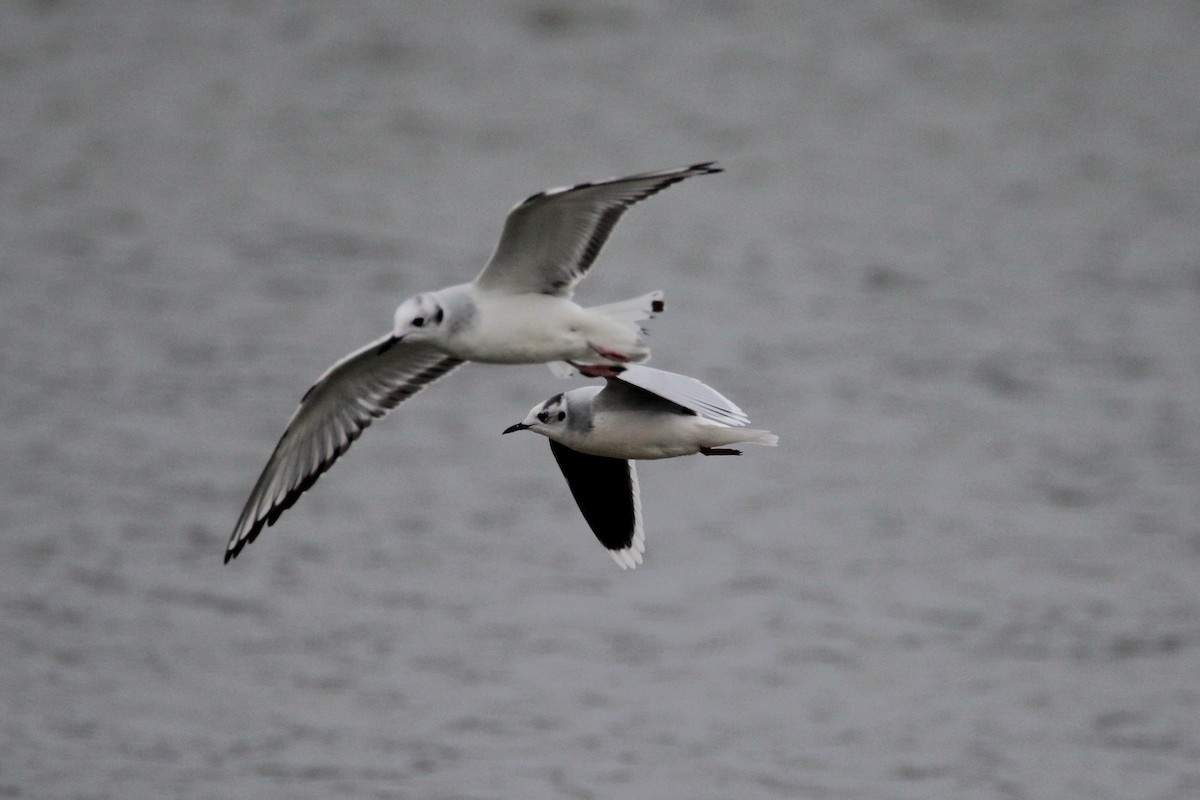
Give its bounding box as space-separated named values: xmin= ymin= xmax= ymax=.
xmin=222 ymin=356 xmax=465 ymax=565
xmin=224 ymin=531 xmax=251 ymax=563
xmin=521 ymin=161 xmax=721 ymax=206
xmin=224 ymin=516 xmax=264 ymax=563
xmin=634 ymin=161 xmax=722 ymax=189
xmin=630 ymin=162 xmax=721 ymax=202
xmin=222 ymin=440 xmax=345 ymax=564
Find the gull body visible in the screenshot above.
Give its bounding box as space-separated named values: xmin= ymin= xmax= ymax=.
xmin=404 ymin=284 xmax=648 ymax=365
xmin=225 ymin=163 xmax=721 ymax=563
xmin=504 ymin=365 xmax=778 ymax=568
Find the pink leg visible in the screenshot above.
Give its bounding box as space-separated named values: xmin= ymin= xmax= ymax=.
xmin=576 ymin=364 xmax=622 ymax=379
xmin=588 ymin=342 xmax=632 ymax=362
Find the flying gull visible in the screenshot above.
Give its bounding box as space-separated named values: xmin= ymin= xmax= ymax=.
xmin=503 ymin=364 xmax=777 ymax=568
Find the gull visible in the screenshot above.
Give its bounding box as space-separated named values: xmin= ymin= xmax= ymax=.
xmin=502 ymin=364 xmax=778 ymax=569
xmin=225 ymin=163 xmax=721 ymax=562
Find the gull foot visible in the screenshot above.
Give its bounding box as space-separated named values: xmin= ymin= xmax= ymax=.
xmin=570 ymin=361 xmax=624 ymax=379
xmin=588 ymin=342 xmax=633 ymax=363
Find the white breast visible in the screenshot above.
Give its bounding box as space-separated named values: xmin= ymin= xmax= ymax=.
xmin=566 ymin=409 xmax=715 ymax=460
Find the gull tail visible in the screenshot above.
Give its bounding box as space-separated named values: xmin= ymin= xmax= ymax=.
xmin=739 ymin=429 xmax=779 ymax=447
xmin=548 ymin=290 xmax=666 ymax=378
xmin=701 ymin=426 xmax=779 ymax=451
xmin=590 ymin=290 xmax=665 ymax=324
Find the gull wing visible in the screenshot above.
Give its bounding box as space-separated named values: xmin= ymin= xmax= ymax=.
xmin=548 ymin=440 xmax=645 ymax=570
xmin=225 ymin=337 xmax=464 ymax=562
xmin=473 ymin=162 xmax=721 ymax=297
xmin=605 ymin=364 xmax=750 ymax=428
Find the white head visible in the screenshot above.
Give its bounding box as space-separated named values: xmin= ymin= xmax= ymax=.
xmin=502 ymin=392 xmax=572 ymax=439
xmin=392 ymin=292 xmax=447 ymax=341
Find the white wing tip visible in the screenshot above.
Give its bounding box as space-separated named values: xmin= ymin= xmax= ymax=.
xmin=609 ymin=523 xmax=646 ymax=570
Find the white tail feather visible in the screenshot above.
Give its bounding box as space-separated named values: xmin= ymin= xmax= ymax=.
xmin=741 ymin=429 xmax=779 ymax=447
xmin=548 ymin=290 xmax=666 ymax=378
xmin=590 ymin=290 xmax=665 ymax=324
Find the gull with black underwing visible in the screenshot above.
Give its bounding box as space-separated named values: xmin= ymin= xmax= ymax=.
xmin=503 ymin=364 xmax=778 ymax=569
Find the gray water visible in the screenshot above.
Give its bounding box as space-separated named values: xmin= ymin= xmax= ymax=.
xmin=3 ymin=2 xmax=1199 ymax=798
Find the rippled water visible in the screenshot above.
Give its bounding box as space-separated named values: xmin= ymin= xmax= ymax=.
xmin=3 ymin=2 xmax=1199 ymax=798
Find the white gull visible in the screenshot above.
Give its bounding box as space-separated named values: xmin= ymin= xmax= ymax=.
xmin=502 ymin=364 xmax=778 ymax=569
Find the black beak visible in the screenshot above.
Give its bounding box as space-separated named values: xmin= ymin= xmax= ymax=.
xmin=502 ymin=422 xmax=530 ymax=435
xmin=376 ymin=335 xmax=402 ymax=355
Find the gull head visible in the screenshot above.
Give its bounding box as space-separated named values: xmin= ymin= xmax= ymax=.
xmin=503 ymin=393 xmax=569 ymax=438
xmin=392 ymin=293 xmax=446 ymax=341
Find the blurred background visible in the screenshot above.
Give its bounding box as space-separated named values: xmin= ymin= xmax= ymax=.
xmin=2 ymin=2 xmax=1198 ymax=798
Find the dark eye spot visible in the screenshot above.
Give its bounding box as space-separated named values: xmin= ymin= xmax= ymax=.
xmin=557 ymin=411 xmax=566 ymax=421
xmin=412 ymin=317 xmax=424 ymax=327
xmin=434 ymin=307 xmax=444 ymax=324
xmin=537 ymin=412 xmax=549 ymax=423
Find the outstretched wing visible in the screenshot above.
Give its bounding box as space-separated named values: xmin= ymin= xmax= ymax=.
xmin=474 ymin=162 xmax=721 ymax=297
xmin=548 ymin=440 xmax=645 ymax=570
xmin=605 ymin=364 xmax=750 ymax=428
xmin=225 ymin=337 xmax=464 ymax=562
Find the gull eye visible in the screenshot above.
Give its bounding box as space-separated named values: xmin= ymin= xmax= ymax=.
xmin=434 ymin=307 xmax=444 ymax=324
xmin=557 ymin=411 xmax=566 ymax=422
xmin=537 ymin=412 xmax=549 ymax=423
xmin=412 ymin=317 xmax=424 ymax=327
